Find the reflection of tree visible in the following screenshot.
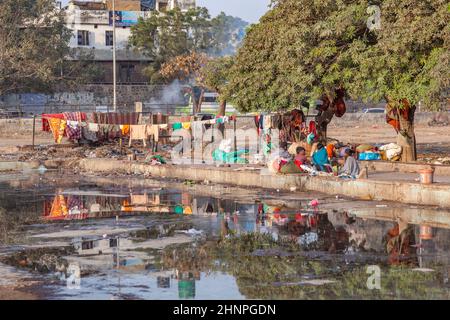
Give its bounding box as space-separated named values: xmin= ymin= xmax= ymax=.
xmin=0 ymin=207 xmax=40 ymax=244
xmin=161 ymin=234 xmax=449 ymax=299
xmin=384 ymin=223 xmax=418 ymax=266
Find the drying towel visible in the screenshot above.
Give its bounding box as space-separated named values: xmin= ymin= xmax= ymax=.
xmin=146 ymin=125 xmax=159 ymax=142
xmin=129 ymin=125 xmax=147 ymax=146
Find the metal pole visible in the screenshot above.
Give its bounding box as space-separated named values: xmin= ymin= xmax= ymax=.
xmin=32 ymin=115 xmax=36 ymax=149
xmin=112 ymin=0 xmax=117 ymax=112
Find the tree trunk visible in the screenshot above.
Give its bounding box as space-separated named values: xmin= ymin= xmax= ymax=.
xmin=397 ymin=106 xmax=417 ymax=162
xmin=217 ymin=100 xmax=226 ymax=117
xmin=195 ymin=89 xmax=205 ymax=114
xmin=315 ymin=106 xmax=335 ymax=143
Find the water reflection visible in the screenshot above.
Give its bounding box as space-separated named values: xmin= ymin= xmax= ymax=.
xmin=2 ymin=180 xmax=450 ymax=299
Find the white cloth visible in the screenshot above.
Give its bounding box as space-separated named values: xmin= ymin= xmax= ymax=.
xmin=379 ymin=143 xmax=402 ymax=160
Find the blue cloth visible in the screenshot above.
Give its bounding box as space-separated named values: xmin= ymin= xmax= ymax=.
xmin=312 ymin=148 xmax=330 ymax=171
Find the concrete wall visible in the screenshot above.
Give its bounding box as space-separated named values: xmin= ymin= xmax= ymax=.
xmin=329 ymin=112 xmax=449 ymax=128
xmin=76 ymin=159 xmax=450 ymax=208
xmin=0 ymin=85 xmax=187 ymax=114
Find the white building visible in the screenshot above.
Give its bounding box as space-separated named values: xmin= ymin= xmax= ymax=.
xmin=64 ymin=0 xmax=196 ymax=83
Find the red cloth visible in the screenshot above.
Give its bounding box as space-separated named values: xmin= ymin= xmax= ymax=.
xmin=309 ymin=121 xmax=317 ymax=135
xmin=42 ymin=114 xmax=64 ymax=132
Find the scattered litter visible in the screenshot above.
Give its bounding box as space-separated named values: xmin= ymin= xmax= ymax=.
xmin=412 ymin=268 xmax=435 ymax=273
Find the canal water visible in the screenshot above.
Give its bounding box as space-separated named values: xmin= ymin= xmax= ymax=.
xmin=1 ymin=172 xmax=450 ymax=299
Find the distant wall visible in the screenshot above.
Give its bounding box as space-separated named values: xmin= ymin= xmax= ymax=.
xmin=329 ymin=112 xmax=449 ymax=128
xmin=0 ymin=84 xmax=188 ymax=115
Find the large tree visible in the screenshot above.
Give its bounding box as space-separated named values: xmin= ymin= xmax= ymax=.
xmin=129 ymin=7 xmax=247 ymax=84
xmin=0 ymin=0 xmax=95 ymax=97
xmin=159 ymin=52 xmax=209 ymax=113
xmin=352 ymin=0 xmax=449 ymax=161
xmin=224 ymin=0 xmax=373 ymax=141
xmin=201 ymin=56 xmax=234 ymax=116
xmin=129 ymin=7 xmax=212 ymax=83
xmin=225 ymin=0 xmax=449 ymax=160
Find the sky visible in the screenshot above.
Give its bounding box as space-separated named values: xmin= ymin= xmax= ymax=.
xmin=60 ymin=0 xmax=271 ymax=23
xmin=196 ymin=0 xmax=271 ymax=23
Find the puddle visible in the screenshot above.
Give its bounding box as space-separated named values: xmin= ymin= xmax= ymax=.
xmin=1 ymin=173 xmax=450 ymax=300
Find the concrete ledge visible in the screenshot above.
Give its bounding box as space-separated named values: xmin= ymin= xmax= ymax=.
xmin=0 ymin=161 xmax=40 ymax=171
xmin=77 ymin=159 xmax=450 ymax=208
xmin=360 ymin=160 xmax=450 ymax=175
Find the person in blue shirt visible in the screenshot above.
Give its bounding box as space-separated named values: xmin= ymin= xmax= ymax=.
xmin=312 ymin=143 xmax=330 ymax=171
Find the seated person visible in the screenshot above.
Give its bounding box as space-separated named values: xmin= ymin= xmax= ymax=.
xmin=268 ymin=141 xmax=293 ymax=173
xmin=312 ymin=143 xmax=331 ymax=172
xmin=339 ymin=149 xmax=360 ymax=178
xmin=294 ymin=146 xmax=309 ymax=168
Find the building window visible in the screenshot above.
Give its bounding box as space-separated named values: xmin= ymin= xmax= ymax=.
xmin=105 ymin=31 xmax=113 ymax=46
xmin=120 ymin=63 xmax=135 ymax=83
xmin=81 ymin=240 xmax=94 ymax=250
xmin=77 ymin=30 xmax=90 ymax=46
xmin=109 ymin=238 xmax=118 ymax=248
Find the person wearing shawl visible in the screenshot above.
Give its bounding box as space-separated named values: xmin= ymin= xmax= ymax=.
xmin=339 ymin=149 xmax=360 ymax=178
xmin=312 ymin=143 xmax=330 ymax=171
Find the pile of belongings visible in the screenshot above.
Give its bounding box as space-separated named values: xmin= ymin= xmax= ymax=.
xmin=212 ymin=139 xmax=249 ymax=164
xmin=356 ymin=143 xmax=402 ymax=161
xmin=379 ymin=143 xmax=402 ymax=161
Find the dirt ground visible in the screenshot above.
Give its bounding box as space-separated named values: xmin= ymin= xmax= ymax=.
xmin=328 ymin=124 xmax=450 ymax=161
xmin=1 ymin=119 xmax=448 ymax=163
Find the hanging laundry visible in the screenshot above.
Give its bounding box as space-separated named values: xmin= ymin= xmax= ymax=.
xmin=182 ymin=122 xmax=191 ymax=130
xmin=146 ymin=125 xmax=159 ymax=142
xmin=129 ymin=125 xmax=148 ymax=146
xmin=65 ymin=120 xmax=82 ymax=141
xmin=172 ymin=122 xmax=182 ymax=130
xmin=88 ymin=123 xmax=99 ymax=132
xmin=49 ymin=118 xmax=67 ymax=144
xmin=42 ymin=114 xmax=65 ymax=132
xmin=120 ymin=125 xmax=130 ymax=136
xmin=92 ymin=112 xmax=140 ymax=125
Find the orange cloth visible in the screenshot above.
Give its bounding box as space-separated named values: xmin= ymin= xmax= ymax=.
xmin=326 ymin=144 xmax=335 ymax=158
xmin=121 ymin=125 xmax=130 ymax=136
xmin=50 ymin=195 xmax=69 ymax=218
xmin=49 ymin=118 xmax=67 ymax=144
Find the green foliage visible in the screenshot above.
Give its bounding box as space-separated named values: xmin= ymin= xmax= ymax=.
xmin=0 ymin=0 xmax=97 ymax=96
xmin=353 ymin=0 xmax=449 ymax=110
xmin=201 ymin=56 xmax=234 ymax=100
xmin=129 ymin=7 xmax=248 ymax=83
xmin=225 ymin=0 xmax=449 ymax=112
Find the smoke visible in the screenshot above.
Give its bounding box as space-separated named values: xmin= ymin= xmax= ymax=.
xmin=147 ymin=80 xmax=187 ymax=114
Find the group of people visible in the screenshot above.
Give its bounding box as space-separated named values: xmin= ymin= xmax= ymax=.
xmin=269 ymin=140 xmax=361 ymax=179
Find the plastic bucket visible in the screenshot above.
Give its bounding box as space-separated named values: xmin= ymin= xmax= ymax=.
xmin=419 ymin=168 xmax=434 ymax=184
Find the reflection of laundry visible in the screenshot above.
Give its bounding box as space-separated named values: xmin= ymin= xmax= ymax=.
xmin=183 ymin=206 xmax=193 ymax=215
xmin=181 ymin=193 xmax=191 ymax=206
xmin=131 ymin=194 xmax=148 ymax=205
xmin=90 ymin=203 xmax=101 ymax=213
xmin=49 ymin=195 xmax=69 ymax=218
xmin=298 ymin=232 xmax=319 ymax=246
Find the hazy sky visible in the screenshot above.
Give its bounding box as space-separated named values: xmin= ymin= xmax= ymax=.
xmin=197 ymin=0 xmax=271 ymax=23
xmin=61 ymin=0 xmax=271 ymax=23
